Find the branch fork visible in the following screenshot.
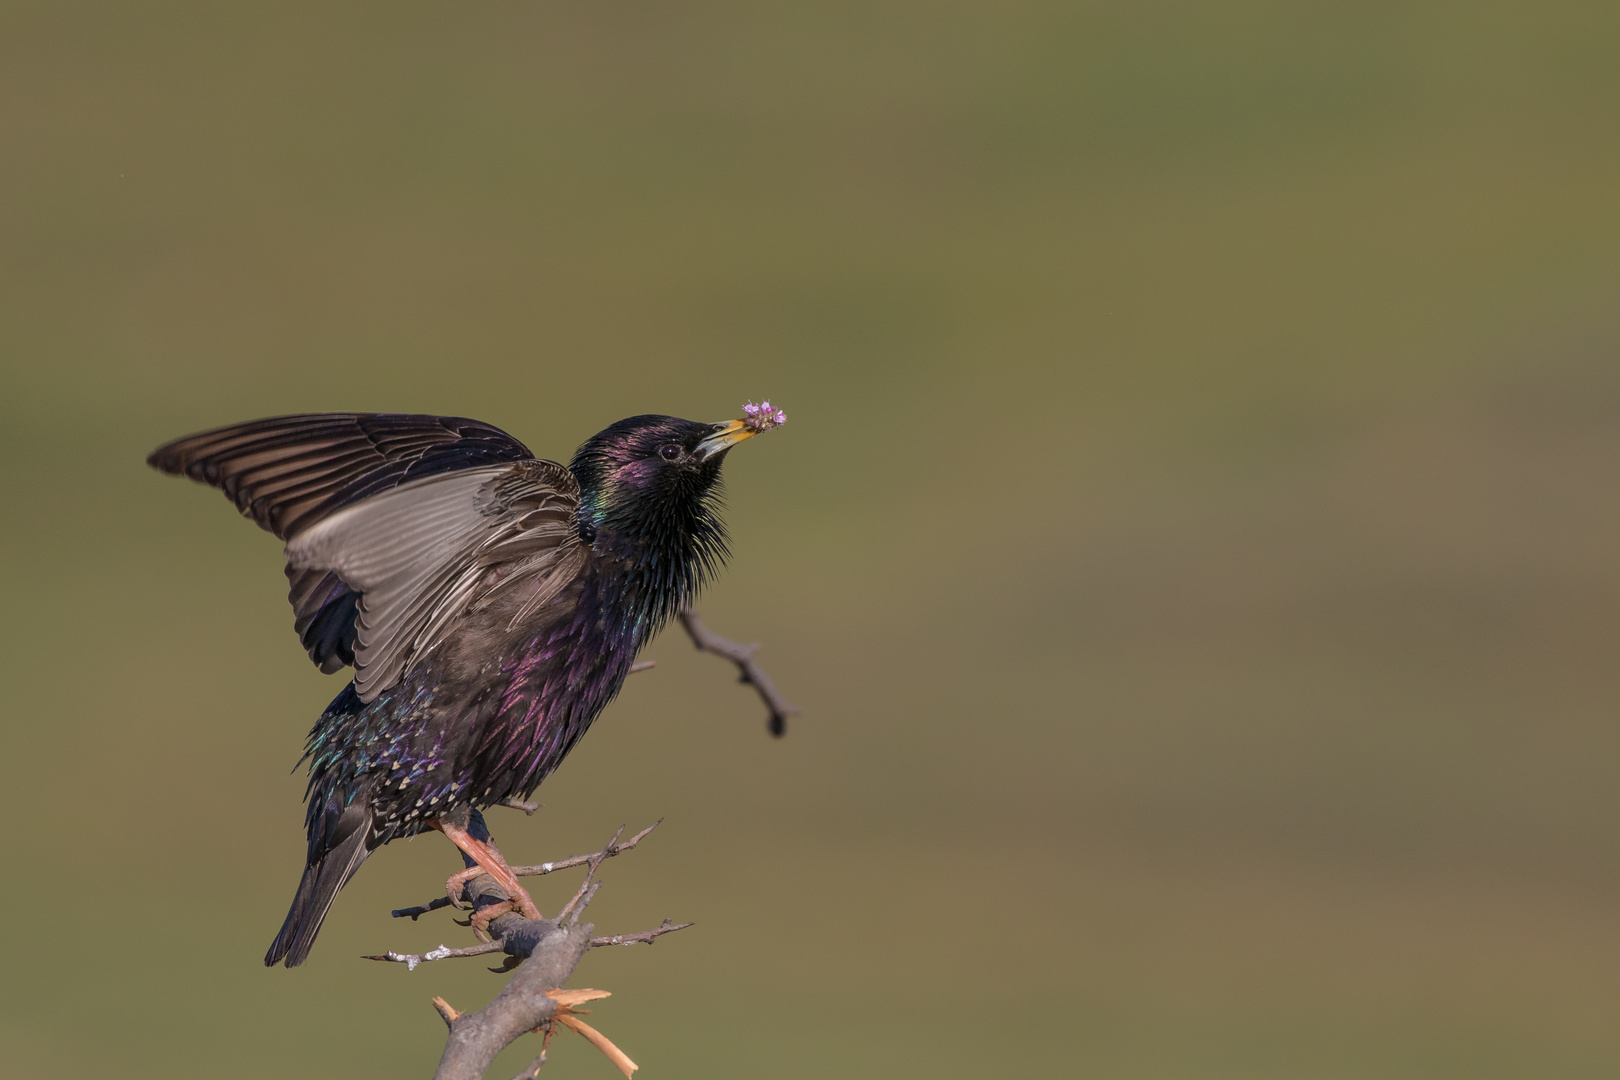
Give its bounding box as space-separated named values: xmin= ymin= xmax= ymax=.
xmin=369 ymin=822 xmax=691 ymax=1079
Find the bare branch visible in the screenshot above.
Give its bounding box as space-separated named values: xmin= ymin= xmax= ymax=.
xmin=365 ymin=939 xmax=506 ymax=970
xmin=433 ymin=997 xmax=463 ymax=1027
xmin=554 ymin=825 xmax=624 ymax=924
xmin=677 ymin=608 xmax=799 ymax=736
xmin=590 ymin=919 xmax=694 ymax=948
xmin=511 ymin=820 xmax=660 ymax=878
xmin=564 ymin=882 xmax=601 ymax=925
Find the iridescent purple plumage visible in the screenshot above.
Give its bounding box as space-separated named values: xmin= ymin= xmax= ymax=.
xmin=147 ymin=403 xmax=783 ymax=967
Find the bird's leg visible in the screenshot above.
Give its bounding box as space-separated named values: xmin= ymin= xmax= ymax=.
xmin=430 ymin=818 xmax=543 ymax=921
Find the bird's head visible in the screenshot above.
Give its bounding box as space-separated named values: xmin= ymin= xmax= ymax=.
xmin=569 ymin=403 xmax=786 ymax=613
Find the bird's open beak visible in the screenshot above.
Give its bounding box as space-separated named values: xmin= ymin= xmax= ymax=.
xmin=695 ymin=419 xmax=756 ymax=460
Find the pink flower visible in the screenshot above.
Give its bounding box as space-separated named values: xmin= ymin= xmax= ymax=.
xmin=741 ymin=399 xmax=788 ymax=433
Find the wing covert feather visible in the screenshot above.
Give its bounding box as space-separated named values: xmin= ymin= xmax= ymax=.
xmin=284 ymin=459 xmax=584 ymax=701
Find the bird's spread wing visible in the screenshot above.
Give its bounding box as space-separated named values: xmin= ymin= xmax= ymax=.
xmin=285 ymin=460 xmax=584 ymax=701
xmin=147 ymin=413 xmax=537 ymax=540
xmin=149 ymin=414 xmax=578 ymax=690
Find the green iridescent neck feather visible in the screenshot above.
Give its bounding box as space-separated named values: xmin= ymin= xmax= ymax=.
xmin=570 ymin=414 xmax=733 ymax=635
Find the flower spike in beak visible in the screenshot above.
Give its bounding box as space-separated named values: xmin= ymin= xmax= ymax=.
xmin=741 ymin=399 xmax=787 ymax=432
xmin=696 ymin=398 xmax=788 ymax=459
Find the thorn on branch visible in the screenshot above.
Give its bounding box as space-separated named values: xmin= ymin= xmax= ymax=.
xmin=677 ymin=608 xmax=800 ymax=737
xmin=628 ymin=659 xmax=656 ymax=674
xmin=500 ymin=798 xmax=541 ymax=815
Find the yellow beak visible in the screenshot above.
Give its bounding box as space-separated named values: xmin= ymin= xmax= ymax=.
xmin=695 ymin=419 xmax=756 ymax=460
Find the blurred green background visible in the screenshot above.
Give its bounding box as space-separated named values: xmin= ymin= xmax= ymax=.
xmin=4 ymin=2 xmax=1620 ymax=1077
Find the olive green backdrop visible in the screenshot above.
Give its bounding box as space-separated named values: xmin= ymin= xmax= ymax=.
xmin=4 ymin=2 xmax=1620 ymax=1077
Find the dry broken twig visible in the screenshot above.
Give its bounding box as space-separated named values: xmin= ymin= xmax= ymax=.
xmin=677 ymin=608 xmax=800 ymax=736
xmin=546 ymin=989 xmax=638 ymax=1079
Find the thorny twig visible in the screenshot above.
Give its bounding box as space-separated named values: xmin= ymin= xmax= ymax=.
xmin=392 ymin=821 xmax=663 ymax=921
xmin=514 ymin=820 xmax=660 ymax=878
xmin=677 ymin=608 xmax=799 ymax=736
xmin=590 ymin=919 xmax=694 ymax=948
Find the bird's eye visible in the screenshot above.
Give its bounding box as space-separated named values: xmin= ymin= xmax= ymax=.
xmin=658 ymin=444 xmax=681 ymax=461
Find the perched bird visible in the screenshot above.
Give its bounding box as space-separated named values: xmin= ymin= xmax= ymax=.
xmin=147 ymin=403 xmax=787 ymax=967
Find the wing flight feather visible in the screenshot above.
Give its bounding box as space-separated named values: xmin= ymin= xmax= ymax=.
xmin=149 ymin=414 xmax=583 ymax=693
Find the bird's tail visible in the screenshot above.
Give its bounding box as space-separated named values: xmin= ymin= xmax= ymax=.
xmin=264 ymin=819 xmax=372 ymax=968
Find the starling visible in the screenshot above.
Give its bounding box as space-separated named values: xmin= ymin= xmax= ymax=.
xmin=147 ymin=404 xmax=786 ymax=967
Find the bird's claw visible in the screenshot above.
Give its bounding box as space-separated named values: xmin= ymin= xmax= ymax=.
xmin=470 ymin=899 xmax=515 ymax=934
xmin=444 ymin=864 xmax=486 ymax=910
